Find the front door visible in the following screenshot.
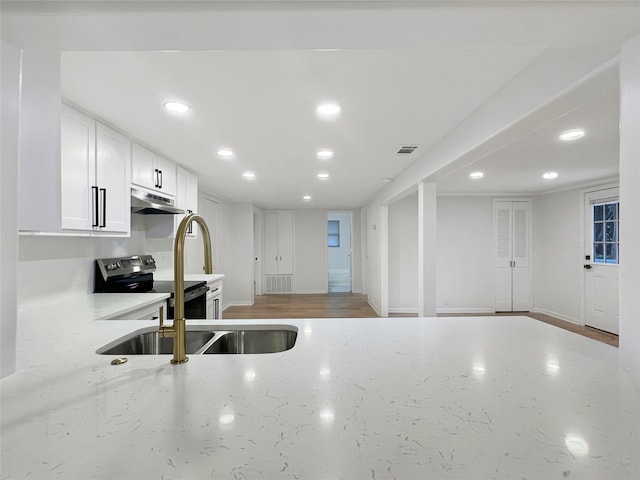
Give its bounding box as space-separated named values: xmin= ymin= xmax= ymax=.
xmin=584 ymin=188 xmax=619 ymax=334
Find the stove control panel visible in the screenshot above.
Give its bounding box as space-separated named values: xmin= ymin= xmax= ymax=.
xmin=95 ymin=254 xmax=157 ymax=281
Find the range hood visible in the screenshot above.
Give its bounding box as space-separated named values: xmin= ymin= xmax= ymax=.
xmin=131 ymin=188 xmax=184 ymax=215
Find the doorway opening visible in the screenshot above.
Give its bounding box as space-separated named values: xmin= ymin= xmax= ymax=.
xmin=584 ymin=187 xmax=619 ymax=334
xmin=328 ymin=212 xmax=352 ymax=293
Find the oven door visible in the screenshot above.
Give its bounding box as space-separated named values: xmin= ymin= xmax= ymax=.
xmin=167 ymin=285 xmax=209 ymax=319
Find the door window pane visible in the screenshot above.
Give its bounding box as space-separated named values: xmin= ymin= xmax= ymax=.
xmin=605 ymin=222 xmax=616 ymax=242
xmin=594 ymin=243 xmax=604 ymax=262
xmin=594 ymin=205 xmax=604 ymax=221
xmin=328 ymin=220 xmax=340 ymax=247
xmin=594 ymin=223 xmax=603 ymax=242
xmin=592 ymin=201 xmax=619 ymax=265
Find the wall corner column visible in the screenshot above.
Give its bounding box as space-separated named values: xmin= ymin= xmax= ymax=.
xmin=418 ymin=182 xmax=437 ymax=316
xmin=379 ymin=204 xmax=389 ymax=317
xmin=619 ymin=35 xmax=640 ymax=390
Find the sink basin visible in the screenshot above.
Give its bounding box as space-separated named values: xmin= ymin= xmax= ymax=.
xmin=202 ymin=329 xmax=297 ymax=354
xmin=97 ymin=325 xmax=297 ymax=355
xmin=96 ymin=327 xmax=216 ymax=355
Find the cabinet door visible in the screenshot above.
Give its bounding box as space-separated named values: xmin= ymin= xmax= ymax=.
xmin=494 ymin=201 xmax=513 ymax=312
xmin=60 ymin=105 xmax=96 ymax=231
xmin=264 ymin=212 xmax=279 ymax=275
xmin=96 ymin=123 xmax=130 ymax=233
xmin=185 ymin=169 xmax=198 ymax=237
xmin=511 ymin=201 xmax=531 ymax=311
xmin=493 ymin=200 xmax=531 ymax=312
xmin=156 ymin=156 xmax=176 ymax=196
xmin=131 ymin=143 xmax=158 ymax=190
xmin=277 ymin=212 xmax=294 ymax=274
xmin=173 ymin=167 xmax=198 ymax=237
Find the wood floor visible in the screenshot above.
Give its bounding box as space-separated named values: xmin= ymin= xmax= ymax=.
xmin=223 ymin=294 xmax=619 ymax=347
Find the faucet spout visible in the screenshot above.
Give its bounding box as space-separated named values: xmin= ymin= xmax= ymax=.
xmin=162 ymin=212 xmax=213 ymax=364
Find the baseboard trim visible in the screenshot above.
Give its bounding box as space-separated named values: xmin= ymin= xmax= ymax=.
xmin=294 ymin=290 xmax=329 ymax=294
xmin=436 ymin=307 xmax=495 ymax=314
xmin=223 ymin=301 xmax=254 ymax=310
xmin=388 ymin=307 xmax=419 ymax=314
xmin=368 ymin=299 xmax=381 ymax=316
xmin=532 ymin=308 xmax=582 ymax=325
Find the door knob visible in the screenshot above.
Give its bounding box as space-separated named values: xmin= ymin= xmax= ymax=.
xmin=584 ymin=264 xmax=592 ymax=270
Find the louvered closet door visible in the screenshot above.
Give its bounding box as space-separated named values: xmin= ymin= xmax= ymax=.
xmin=511 ymin=202 xmax=532 ymax=311
xmin=495 ymin=201 xmax=514 ymax=311
xmin=494 ymin=200 xmax=532 ymax=312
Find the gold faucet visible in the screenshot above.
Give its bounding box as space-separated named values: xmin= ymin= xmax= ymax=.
xmin=159 ymin=213 xmax=213 ymax=364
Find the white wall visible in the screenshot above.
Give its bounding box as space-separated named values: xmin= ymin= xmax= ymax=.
xmin=18 ymin=216 xmax=174 ymax=304
xmin=389 ymin=194 xmax=418 ymax=313
xmin=619 ymin=35 xmax=640 ymax=390
xmin=220 ymin=203 xmax=254 ymax=307
xmin=1 ymin=41 xmax=21 ymax=378
xmin=437 ymin=196 xmax=495 ymax=312
xmin=532 ymin=188 xmax=583 ymax=323
xmin=294 ymin=210 xmax=329 ymax=294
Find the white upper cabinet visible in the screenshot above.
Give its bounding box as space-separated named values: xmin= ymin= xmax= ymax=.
xmin=95 ymin=123 xmax=131 ymax=233
xmin=146 ymin=166 xmax=198 ymax=238
xmin=176 ymin=166 xmax=199 ymax=238
xmin=131 ymin=142 xmax=176 ymax=197
xmin=60 ymin=105 xmax=131 ymax=234
xmin=60 ymin=106 xmax=96 ymax=231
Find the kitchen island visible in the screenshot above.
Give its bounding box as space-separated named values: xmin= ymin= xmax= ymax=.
xmin=2 ymin=299 xmax=638 ymax=479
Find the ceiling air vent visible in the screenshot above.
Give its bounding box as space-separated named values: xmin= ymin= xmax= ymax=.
xmin=397 ymin=145 xmax=420 ymax=155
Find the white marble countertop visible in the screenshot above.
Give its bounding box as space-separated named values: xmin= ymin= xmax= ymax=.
xmin=2 ymin=302 xmax=639 ymax=479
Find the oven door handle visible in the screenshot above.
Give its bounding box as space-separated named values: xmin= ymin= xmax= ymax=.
xmin=184 ymin=285 xmax=209 ymax=301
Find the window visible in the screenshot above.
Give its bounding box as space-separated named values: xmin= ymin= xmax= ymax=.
xmin=593 ymin=201 xmax=619 ymax=264
xmin=328 ymin=220 xmax=340 ymax=247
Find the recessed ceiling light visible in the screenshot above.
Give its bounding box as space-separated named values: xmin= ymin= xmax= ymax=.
xmin=317 ymin=172 xmax=330 ymax=180
xmin=163 ymin=101 xmax=190 ymax=113
xmin=469 ymin=171 xmax=484 ymax=179
xmin=382 ymin=178 xmax=393 ymax=183
xmin=543 ymin=171 xmax=559 ymax=180
xmin=559 ymin=129 xmax=585 ymax=141
xmin=303 ymin=195 xmax=312 ymax=201
xmin=316 ymin=149 xmax=334 ymax=160
xmin=217 ymin=148 xmax=234 ymax=159
xmin=316 ymin=102 xmax=341 ymax=119
xmin=242 ymin=171 xmax=256 ymax=179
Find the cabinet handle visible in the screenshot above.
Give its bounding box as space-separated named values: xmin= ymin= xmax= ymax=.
xmin=158 ymin=169 xmax=163 ymax=189
xmin=99 ymin=188 xmax=107 ymax=227
xmin=187 ymin=209 xmax=193 ymax=234
xmin=92 ymin=186 xmax=99 ymax=227
xmin=154 ymin=168 xmax=159 ymax=188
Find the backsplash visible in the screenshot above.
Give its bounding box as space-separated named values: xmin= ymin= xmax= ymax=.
xmin=18 ymin=216 xmax=173 ymax=304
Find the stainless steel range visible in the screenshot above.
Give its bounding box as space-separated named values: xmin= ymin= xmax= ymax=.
xmin=94 ymin=254 xmax=208 ymax=319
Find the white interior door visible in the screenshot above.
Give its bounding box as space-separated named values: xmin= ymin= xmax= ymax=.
xmin=584 ymin=188 xmax=619 ymax=334
xmin=494 ymin=200 xmax=531 ymax=312
xmin=494 ymin=202 xmax=513 ymax=311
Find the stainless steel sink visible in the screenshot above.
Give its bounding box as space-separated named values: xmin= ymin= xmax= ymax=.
xmin=96 ymin=327 xmax=216 ymax=355
xmin=97 ymin=325 xmax=297 ymax=355
xmin=202 ymin=329 xmax=297 ymax=354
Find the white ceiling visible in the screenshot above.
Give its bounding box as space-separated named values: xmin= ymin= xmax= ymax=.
xmin=4 ymin=1 xmax=640 ymax=209
xmin=435 ymin=78 xmax=621 ymax=195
